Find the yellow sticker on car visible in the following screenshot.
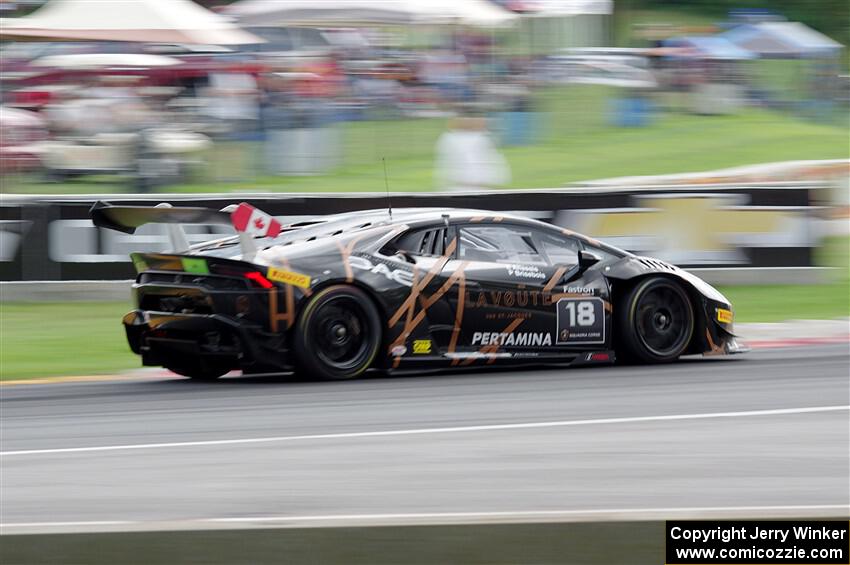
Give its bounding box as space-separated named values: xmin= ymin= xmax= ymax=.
xmin=716 ymin=308 xmax=733 ymax=324
xmin=413 ymin=339 xmax=432 ymax=354
xmin=266 ymin=267 xmax=311 ymax=289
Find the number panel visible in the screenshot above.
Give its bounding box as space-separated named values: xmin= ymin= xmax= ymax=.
xmin=556 ymin=298 xmax=605 ymax=344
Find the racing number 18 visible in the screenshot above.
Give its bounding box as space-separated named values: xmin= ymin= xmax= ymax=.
xmin=563 ymin=301 xmax=596 ymax=327
xmin=556 ymin=297 xmax=605 ymax=344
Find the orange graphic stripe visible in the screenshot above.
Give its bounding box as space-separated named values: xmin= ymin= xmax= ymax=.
xmin=388 ymin=238 xmax=457 ymax=328
xmin=389 ymin=263 xmax=468 ymax=352
xmin=448 ymin=271 xmax=467 ymax=366
xmin=543 ymin=266 xmax=568 ymax=293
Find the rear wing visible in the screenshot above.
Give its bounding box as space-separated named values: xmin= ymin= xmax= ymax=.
xmin=90 ymin=201 xmax=280 ymax=261
xmin=90 ymin=201 xmax=231 ymax=234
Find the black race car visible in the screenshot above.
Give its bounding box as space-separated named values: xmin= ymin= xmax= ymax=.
xmin=91 ymin=201 xmax=746 ymax=380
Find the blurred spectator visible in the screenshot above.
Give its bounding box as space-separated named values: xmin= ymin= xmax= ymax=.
xmin=434 ymin=116 xmax=510 ymax=192
xmin=199 ymin=71 xmax=260 ymax=139
xmin=421 ymin=49 xmax=472 ymax=102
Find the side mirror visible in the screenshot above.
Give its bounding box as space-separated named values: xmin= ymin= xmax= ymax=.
xmin=578 ymin=250 xmax=602 ymax=272
xmin=558 ymin=250 xmax=602 ymax=285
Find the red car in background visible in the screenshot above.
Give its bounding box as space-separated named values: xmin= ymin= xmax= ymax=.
xmin=0 ymin=41 xmax=266 ymax=110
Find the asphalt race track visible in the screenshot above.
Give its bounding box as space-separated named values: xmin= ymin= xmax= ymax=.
xmin=1 ymin=345 xmax=848 ymax=534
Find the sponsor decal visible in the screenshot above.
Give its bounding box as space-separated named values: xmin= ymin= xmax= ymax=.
xmin=484 ymin=311 xmax=533 ymax=320
xmin=471 ymin=332 xmax=552 ymax=347
xmin=350 ymin=256 xmax=414 ymax=287
xmin=391 ymin=345 xmax=407 ymax=357
xmin=267 ymin=267 xmax=311 ymax=289
xmin=556 ymin=298 xmax=605 ymax=344
xmin=181 ymin=257 xmax=209 ymax=275
xmin=716 ymin=307 xmax=733 ymax=324
xmin=467 ymin=290 xmax=555 ymax=309
xmin=413 ymin=339 xmax=432 ymax=354
xmin=564 ymin=286 xmax=594 ymax=295
xmin=445 ymin=352 xmax=512 ymax=360
xmin=505 ymin=264 xmax=547 ymax=280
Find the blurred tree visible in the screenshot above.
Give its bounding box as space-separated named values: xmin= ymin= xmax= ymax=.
xmin=631 ymin=0 xmax=848 ymax=44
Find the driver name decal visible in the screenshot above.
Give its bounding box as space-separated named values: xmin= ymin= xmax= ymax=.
xmin=505 ymin=264 xmax=547 ymax=280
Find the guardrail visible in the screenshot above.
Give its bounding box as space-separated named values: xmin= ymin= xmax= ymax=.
xmin=0 ymin=182 xmax=827 ymax=283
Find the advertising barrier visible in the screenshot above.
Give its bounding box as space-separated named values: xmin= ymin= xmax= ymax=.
xmin=0 ymin=182 xmax=826 ymax=282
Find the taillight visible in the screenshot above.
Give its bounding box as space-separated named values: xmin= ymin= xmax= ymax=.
xmin=244 ymin=271 xmax=274 ymax=289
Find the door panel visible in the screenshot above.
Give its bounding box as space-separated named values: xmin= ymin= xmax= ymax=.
xmin=453 ymin=224 xmax=561 ymax=353
xmin=453 ymin=223 xmax=612 ymax=354
xmin=389 ymin=222 xmax=614 ymax=363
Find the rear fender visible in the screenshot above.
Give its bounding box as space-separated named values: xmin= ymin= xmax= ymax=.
xmin=293 ymin=278 xmax=392 ymax=367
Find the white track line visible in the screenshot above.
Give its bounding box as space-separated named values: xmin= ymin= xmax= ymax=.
xmin=203 ymin=505 xmax=850 ymax=523
xmin=2 ymin=505 xmax=848 ymax=531
xmin=0 ymin=521 xmax=133 ymax=528
xmin=2 ymin=405 xmax=847 ymax=458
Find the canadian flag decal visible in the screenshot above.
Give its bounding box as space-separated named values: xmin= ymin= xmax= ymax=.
xmin=231 ymin=203 xmax=282 ymax=238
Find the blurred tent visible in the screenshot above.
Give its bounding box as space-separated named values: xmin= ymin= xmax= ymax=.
xmin=0 ymin=0 xmax=263 ymax=44
xmin=511 ymin=0 xmax=613 ymax=54
xmin=662 ymin=36 xmax=755 ymax=116
xmin=525 ymin=0 xmax=612 ymax=17
xmin=225 ymin=0 xmax=518 ymax=28
xmin=663 ymin=36 xmax=755 ymax=60
xmin=722 ymin=22 xmax=843 ymax=58
xmin=722 ymin=22 xmax=843 ymax=122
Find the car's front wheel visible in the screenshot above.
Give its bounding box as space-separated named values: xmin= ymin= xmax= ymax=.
xmin=294 ymin=285 xmax=382 ymax=380
xmin=617 ymin=277 xmax=694 ymax=363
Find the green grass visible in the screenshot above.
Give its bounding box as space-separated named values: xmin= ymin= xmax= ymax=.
xmin=717 ymin=282 xmax=849 ymax=323
xmin=0 ymin=301 xmax=135 ymax=380
xmin=718 ymin=236 xmax=850 ymax=322
xmin=1 ymin=238 xmax=847 ymax=380
xmin=5 ymin=85 xmax=847 ymax=195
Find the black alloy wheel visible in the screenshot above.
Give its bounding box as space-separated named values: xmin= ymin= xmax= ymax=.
xmin=294 ymin=285 xmax=382 ymax=380
xmin=618 ymin=277 xmax=694 ymax=363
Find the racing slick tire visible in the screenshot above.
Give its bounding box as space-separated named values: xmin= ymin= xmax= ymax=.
xmin=617 ymin=276 xmax=694 ymax=363
xmin=165 ymin=364 xmax=229 ymax=381
xmin=294 ymin=285 xmax=382 ymax=380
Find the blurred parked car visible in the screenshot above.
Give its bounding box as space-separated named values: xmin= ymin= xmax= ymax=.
xmin=39 ymin=95 xmax=210 ymax=186
xmin=543 ymin=55 xmax=658 ymax=89
xmin=39 ymin=127 xmax=211 ymax=188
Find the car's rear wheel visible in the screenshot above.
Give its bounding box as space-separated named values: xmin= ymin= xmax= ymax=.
xmin=294 ymin=285 xmax=382 ymax=380
xmin=165 ymin=363 xmax=229 ymax=381
xmin=617 ymin=277 xmax=694 ymax=363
